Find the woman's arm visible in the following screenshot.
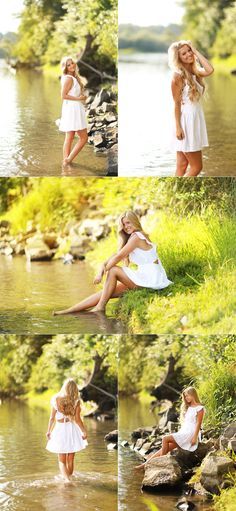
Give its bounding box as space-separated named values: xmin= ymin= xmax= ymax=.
xmin=171 ymin=74 xmax=185 ymax=140
xmin=75 ymin=402 xmax=87 ymax=439
xmin=61 ymin=76 xmax=86 ymax=101
xmin=46 ymin=407 xmax=56 ymax=439
xmin=191 ymin=408 xmax=204 ymax=445
xmin=191 ymin=46 xmax=214 ymax=77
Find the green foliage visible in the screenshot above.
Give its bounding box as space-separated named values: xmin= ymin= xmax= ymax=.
xmin=212 ymin=4 xmax=236 ymax=57
xmin=0 ymin=334 xmax=117 ymax=397
xmin=214 ymin=475 xmax=236 ymax=510
xmin=12 ymin=0 xmax=117 ymax=72
xmin=119 ymin=24 xmax=182 ymax=53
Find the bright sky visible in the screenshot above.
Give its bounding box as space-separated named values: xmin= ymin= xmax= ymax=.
xmin=119 ymin=0 xmax=184 ymax=26
xmin=0 ymin=0 xmax=24 ymax=34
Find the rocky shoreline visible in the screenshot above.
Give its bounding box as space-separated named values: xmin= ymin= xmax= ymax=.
xmin=0 ymin=216 xmax=114 ymax=262
xmin=122 ymin=411 xmax=236 ymax=508
xmin=85 ymin=88 xmax=118 ymax=176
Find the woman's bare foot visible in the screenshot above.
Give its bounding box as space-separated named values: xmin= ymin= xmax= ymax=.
xmin=91 ymin=306 xmax=106 ymax=313
xmin=53 ymin=310 xmax=65 ymax=316
xmin=63 ymin=157 xmax=72 ymax=166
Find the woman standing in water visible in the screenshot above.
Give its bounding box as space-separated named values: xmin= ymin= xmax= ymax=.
xmin=54 ymin=211 xmax=172 ymax=315
xmin=135 ymin=386 xmax=205 ymax=469
xmin=58 ymin=56 xmax=88 ymax=166
xmin=46 ymin=378 xmax=88 ymax=482
xmin=168 ymin=41 xmax=214 ymax=176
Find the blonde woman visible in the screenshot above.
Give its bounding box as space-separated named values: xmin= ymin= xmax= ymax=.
xmin=58 ymin=56 xmax=88 ymax=165
xmin=168 ymin=41 xmax=214 ymax=176
xmin=135 ymin=386 xmax=205 ymax=469
xmin=54 ymin=211 xmax=172 ymax=315
xmin=46 ymin=378 xmax=88 ymax=482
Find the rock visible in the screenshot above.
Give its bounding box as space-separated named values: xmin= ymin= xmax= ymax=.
xmin=107 ymin=143 xmax=118 ymax=176
xmin=158 ymin=404 xmax=179 ymax=430
xmin=199 ymin=452 xmax=235 ymax=494
xmin=93 ymin=132 xmax=106 ymax=148
xmin=176 ymin=498 xmax=196 ymax=510
xmin=43 ymin=233 xmax=58 ymax=249
xmin=131 ymin=427 xmax=154 ymax=440
xmin=228 ymin=438 xmax=236 ymax=452
xmin=0 ymin=220 xmax=10 ymax=229
xmin=219 ymin=435 xmax=229 ymax=450
xmin=25 ymin=248 xmax=54 ymax=261
xmin=104 ymin=430 xmax=118 ymax=442
xmin=101 ymin=102 xmax=116 ymax=113
xmin=173 ymin=441 xmax=213 ymax=472
xmin=142 ymin=454 xmax=182 ymax=489
xmin=3 ymin=246 xmax=13 ymax=256
xmin=91 ymin=88 xmax=110 ymax=109
xmin=69 ymin=249 xmax=85 ymax=260
xmin=107 ymin=442 xmax=117 ymax=450
xmin=104 ymin=112 xmax=117 ymax=124
xmin=121 ymin=440 xmax=129 ymax=448
xmin=167 ymin=421 xmax=179 ymax=433
xmin=223 ymin=422 xmax=236 ymax=439
xmin=85 ymin=95 xmax=94 ymax=105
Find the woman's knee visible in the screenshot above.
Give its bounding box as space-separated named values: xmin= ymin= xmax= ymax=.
xmin=107 ymin=266 xmax=118 ymax=278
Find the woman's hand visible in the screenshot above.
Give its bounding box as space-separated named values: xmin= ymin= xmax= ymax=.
xmin=93 ymin=273 xmax=103 ymax=285
xmin=46 ymin=431 xmax=51 ymax=440
xmin=176 ymin=126 xmax=185 ymax=140
xmin=82 ymin=430 xmax=88 ymax=440
xmin=77 ymin=94 xmax=87 ymax=102
xmin=191 ymin=436 xmax=197 ymax=446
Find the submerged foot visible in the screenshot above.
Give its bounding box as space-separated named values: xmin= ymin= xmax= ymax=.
xmin=91 ymin=306 xmax=106 ymax=313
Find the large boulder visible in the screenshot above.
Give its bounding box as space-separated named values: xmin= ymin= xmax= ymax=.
xmin=142 ymin=454 xmax=182 ymax=489
xmin=104 ymin=430 xmax=118 ymax=442
xmin=199 ymin=452 xmax=235 ymax=494
xmin=223 ymin=423 xmax=236 ymax=439
xmin=131 ymin=427 xmax=154 ymax=440
xmin=25 ymin=235 xmax=54 ymax=261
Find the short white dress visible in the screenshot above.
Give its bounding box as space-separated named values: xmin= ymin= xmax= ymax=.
xmin=172 ymin=405 xmax=205 ymax=452
xmin=46 ymin=395 xmax=88 ymax=454
xmin=58 ymin=75 xmax=87 ymax=132
xmin=172 ymin=72 xmax=208 ymax=152
xmin=122 ymin=231 xmax=172 ymax=290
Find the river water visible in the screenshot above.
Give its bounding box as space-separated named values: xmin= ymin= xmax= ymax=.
xmin=119 ymin=53 xmax=236 ymax=176
xmin=0 ymin=61 xmax=106 ymax=177
xmin=0 ymin=400 xmax=117 ymax=511
xmin=0 ymin=256 xmax=125 ymax=334
xmin=119 ymin=397 xmax=214 ymax=511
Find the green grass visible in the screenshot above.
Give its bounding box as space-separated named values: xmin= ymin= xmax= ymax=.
xmin=214 ymin=481 xmax=236 ymax=511
xmin=89 ymin=211 xmax=236 ymax=334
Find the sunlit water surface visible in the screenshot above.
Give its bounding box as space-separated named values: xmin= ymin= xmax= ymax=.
xmin=0 ymin=400 xmax=117 ymax=511
xmin=0 ymin=61 xmax=106 ymax=176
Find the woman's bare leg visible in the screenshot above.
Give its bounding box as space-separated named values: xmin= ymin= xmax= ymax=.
xmin=58 ymin=454 xmax=71 ymax=481
xmin=93 ymin=266 xmax=138 ymax=312
xmin=184 ymin=151 xmax=203 ymax=176
xmin=175 ymin=151 xmax=188 ymax=176
xmin=63 ymin=132 xmax=75 ymax=163
xmin=135 ymin=435 xmax=178 ymax=469
xmin=67 ymin=453 xmax=75 ymax=476
xmin=53 ymin=282 xmax=128 ymax=315
xmin=66 ymin=129 xmax=88 ymax=163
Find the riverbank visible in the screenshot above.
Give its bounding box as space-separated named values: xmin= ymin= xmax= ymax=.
xmin=122 ymin=412 xmax=236 ymax=510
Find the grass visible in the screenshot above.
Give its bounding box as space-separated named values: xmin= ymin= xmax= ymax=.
xmin=88 ymin=211 xmax=236 ymax=334
xmin=214 ymin=478 xmax=236 ymax=511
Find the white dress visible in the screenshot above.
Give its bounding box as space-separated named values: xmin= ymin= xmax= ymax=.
xmin=172 ymin=73 xmax=208 ymax=152
xmin=46 ymin=395 xmax=88 ymax=454
xmin=58 ymin=75 xmax=87 ymax=132
xmin=122 ymin=231 xmax=172 ymax=290
xmin=172 ymin=405 xmax=205 ymax=451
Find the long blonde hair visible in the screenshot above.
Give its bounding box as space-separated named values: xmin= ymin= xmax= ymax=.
xmin=180 ymin=386 xmax=202 ymax=423
xmin=118 ymin=211 xmax=150 ymax=250
xmin=168 ymin=40 xmax=205 ymax=102
xmin=57 ymin=378 xmax=80 ymax=420
xmin=60 ymin=56 xmax=86 ymax=93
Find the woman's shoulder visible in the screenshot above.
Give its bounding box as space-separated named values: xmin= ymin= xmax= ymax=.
xmin=193 ymin=404 xmax=205 ymax=413
xmin=61 ymin=74 xmax=74 ymax=84
xmin=51 ymin=393 xmax=59 ymax=409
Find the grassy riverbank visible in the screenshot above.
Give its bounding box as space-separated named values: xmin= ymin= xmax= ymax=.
xmin=88 ymin=210 xmax=236 ymax=334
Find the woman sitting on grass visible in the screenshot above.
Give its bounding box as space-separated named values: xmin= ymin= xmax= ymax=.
xmin=54 ymin=210 xmax=172 ymax=315
xmin=135 ymin=386 xmax=205 ymax=469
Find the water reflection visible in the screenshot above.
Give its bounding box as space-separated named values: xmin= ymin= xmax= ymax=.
xmin=0 ymin=257 xmax=126 ymax=334
xmin=119 ymin=53 xmax=236 ymax=176
xmin=0 ymin=61 xmax=106 ymax=176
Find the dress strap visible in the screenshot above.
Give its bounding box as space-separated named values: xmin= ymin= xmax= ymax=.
xmin=132 ymin=231 xmax=153 ymax=246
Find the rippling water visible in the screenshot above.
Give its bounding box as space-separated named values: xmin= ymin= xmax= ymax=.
xmin=119 ymin=397 xmax=214 ymax=511
xmin=119 ymin=53 xmax=236 ymax=176
xmin=0 ymin=61 xmax=106 ymax=176
xmin=0 ymin=256 xmax=126 ymax=334
xmin=0 ymin=401 xmax=117 ymax=511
